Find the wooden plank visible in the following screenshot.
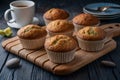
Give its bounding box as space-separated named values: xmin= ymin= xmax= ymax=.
xmin=108 ymin=38 xmax=120 ymax=80
xmin=27 ymin=49 xmax=46 ymax=63
xmin=0 ymin=54 xmax=18 ymax=80
xmin=5 ymin=40 xmax=20 ymax=51
xmin=1 ymin=37 xmax=116 ymax=75
xmin=35 ymin=54 xmax=49 ymax=67
xmin=19 ymin=49 xmax=35 ymax=59
xmin=43 ymin=61 xmax=59 ymax=72
xmin=1 ymin=21 xmax=120 ymax=76
xmin=101 ymin=23 xmax=120 ymax=38
xmin=1 ymin=36 xmax=19 ymax=48
xmin=0 ymin=43 xmax=9 ymax=73
xmin=13 ymin=59 xmax=33 ymax=80
xmin=10 ymin=44 xmax=23 ymax=55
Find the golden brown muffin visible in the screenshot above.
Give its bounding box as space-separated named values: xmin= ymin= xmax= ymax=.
xmin=46 ymin=20 xmax=74 ymax=33
xmin=43 ymin=8 xmax=69 ymax=20
xmin=45 ymin=35 xmax=77 ymax=52
xmin=77 ymin=26 xmax=106 ymax=41
xmin=17 ymin=24 xmax=47 ymax=39
xmin=73 ymin=13 xmax=100 ymax=26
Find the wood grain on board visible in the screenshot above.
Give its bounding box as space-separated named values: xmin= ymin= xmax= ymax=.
xmin=1 ymin=23 xmax=120 ymax=75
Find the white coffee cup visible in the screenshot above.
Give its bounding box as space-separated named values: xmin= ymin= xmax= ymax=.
xmin=4 ymin=1 xmax=35 ymax=28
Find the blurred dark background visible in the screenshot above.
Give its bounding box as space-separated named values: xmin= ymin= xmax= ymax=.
xmin=1 ymin=0 xmax=120 ymax=14
xmin=1 ymin=0 xmax=120 ymax=6
xmin=1 ymin=0 xmax=120 ymax=13
xmin=0 ymin=0 xmax=120 ymax=25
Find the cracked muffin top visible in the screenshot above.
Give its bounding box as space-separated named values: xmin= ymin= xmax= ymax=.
xmin=43 ymin=8 xmax=69 ymax=20
xmin=17 ymin=24 xmax=47 ymax=39
xmin=45 ymin=35 xmax=77 ymax=52
xmin=72 ymin=13 xmax=100 ymax=26
xmin=46 ymin=20 xmax=74 ymax=33
xmin=77 ymin=26 xmax=106 ymax=41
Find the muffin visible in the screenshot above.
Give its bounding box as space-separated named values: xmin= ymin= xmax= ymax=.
xmin=76 ymin=26 xmax=106 ymax=51
xmin=46 ymin=20 xmax=74 ymax=37
xmin=17 ymin=24 xmax=47 ymax=49
xmin=45 ymin=35 xmax=77 ymax=63
xmin=72 ymin=13 xmax=100 ymax=32
xmin=43 ymin=8 xmax=69 ymax=25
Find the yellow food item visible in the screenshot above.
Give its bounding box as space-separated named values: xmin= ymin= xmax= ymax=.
xmin=4 ymin=27 xmax=13 ymax=37
xmin=0 ymin=27 xmax=13 ymax=37
xmin=0 ymin=30 xmax=5 ymax=36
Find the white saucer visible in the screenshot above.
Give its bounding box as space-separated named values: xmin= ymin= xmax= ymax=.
xmin=7 ymin=17 xmax=40 ymax=29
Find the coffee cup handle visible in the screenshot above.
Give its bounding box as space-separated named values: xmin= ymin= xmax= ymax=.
xmin=4 ymin=9 xmax=16 ymax=23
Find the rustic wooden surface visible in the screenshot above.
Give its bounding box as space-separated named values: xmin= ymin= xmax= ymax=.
xmin=0 ymin=0 xmax=120 ymax=80
xmin=2 ymin=23 xmax=120 ymax=75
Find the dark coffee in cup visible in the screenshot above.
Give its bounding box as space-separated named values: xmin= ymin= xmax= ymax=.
xmin=15 ymin=5 xmax=28 ymax=8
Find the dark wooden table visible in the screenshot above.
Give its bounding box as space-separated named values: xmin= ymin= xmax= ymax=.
xmin=0 ymin=0 xmax=120 ymax=80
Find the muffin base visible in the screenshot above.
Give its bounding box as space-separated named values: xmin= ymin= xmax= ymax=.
xmin=19 ymin=36 xmax=46 ymax=49
xmin=73 ymin=22 xmax=100 ymax=32
xmin=43 ymin=17 xmax=52 ymax=25
xmin=77 ymin=37 xmax=105 ymax=51
xmin=47 ymin=29 xmax=74 ymax=37
xmin=46 ymin=49 xmax=76 ymax=64
xmin=43 ymin=16 xmax=69 ymax=25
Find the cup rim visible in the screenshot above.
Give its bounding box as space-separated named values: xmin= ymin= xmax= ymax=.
xmin=10 ymin=1 xmax=35 ymax=9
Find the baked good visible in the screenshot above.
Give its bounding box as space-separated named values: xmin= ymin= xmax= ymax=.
xmin=45 ymin=35 xmax=77 ymax=63
xmin=43 ymin=8 xmax=69 ymax=25
xmin=17 ymin=24 xmax=47 ymax=49
xmin=72 ymin=13 xmax=100 ymax=32
xmin=46 ymin=20 xmax=74 ymax=37
xmin=76 ymin=26 xmax=106 ymax=51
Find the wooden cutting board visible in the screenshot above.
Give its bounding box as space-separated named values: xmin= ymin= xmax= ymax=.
xmin=2 ymin=23 xmax=120 ymax=75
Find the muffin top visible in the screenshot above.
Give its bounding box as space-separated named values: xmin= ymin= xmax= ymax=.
xmin=77 ymin=26 xmax=106 ymax=41
xmin=45 ymin=35 xmax=77 ymax=52
xmin=72 ymin=13 xmax=100 ymax=26
xmin=46 ymin=20 xmax=74 ymax=33
xmin=17 ymin=24 xmax=47 ymax=39
xmin=43 ymin=8 xmax=69 ymax=20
